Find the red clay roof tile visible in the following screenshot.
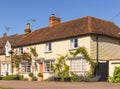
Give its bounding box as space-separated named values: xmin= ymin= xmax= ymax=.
xmin=16 ymin=16 xmax=120 ymax=46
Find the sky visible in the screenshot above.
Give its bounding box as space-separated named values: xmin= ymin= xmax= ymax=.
xmin=0 ymin=0 xmax=120 ymax=37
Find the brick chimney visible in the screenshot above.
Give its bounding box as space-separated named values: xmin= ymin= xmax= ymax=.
xmin=3 ymin=33 xmax=7 ymax=37
xmin=49 ymin=14 xmax=61 ymax=27
xmin=24 ymin=23 xmax=31 ymax=34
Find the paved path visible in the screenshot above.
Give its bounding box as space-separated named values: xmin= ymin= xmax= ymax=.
xmin=0 ymin=80 xmax=120 ymax=89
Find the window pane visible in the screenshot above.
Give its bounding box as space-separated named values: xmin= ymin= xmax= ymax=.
xmin=49 ymin=43 xmax=51 ymax=51
xmin=70 ymin=58 xmax=87 ymax=72
xmin=21 ymin=63 xmax=31 ymax=72
xmin=74 ymin=38 xmax=78 ymax=48
xmin=70 ymin=38 xmax=78 ymax=49
xmin=46 ymin=42 xmax=52 ymax=51
xmin=44 ymin=61 xmax=53 ymax=72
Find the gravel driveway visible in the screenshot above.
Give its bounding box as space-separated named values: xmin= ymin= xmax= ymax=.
xmin=0 ymin=80 xmax=120 ymax=89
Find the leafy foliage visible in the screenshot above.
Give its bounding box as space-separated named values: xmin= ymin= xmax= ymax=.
xmin=13 ymin=47 xmax=38 ymax=69
xmin=52 ymin=54 xmax=69 ymax=81
xmin=37 ymin=72 xmax=43 ymax=77
xmin=28 ymin=72 xmax=33 ymax=77
xmin=30 ymin=47 xmax=38 ymax=57
xmin=13 ymin=52 xmax=32 ymax=69
xmin=70 ymin=46 xmax=95 ymax=76
xmin=70 ymin=72 xmax=85 ymax=82
xmin=2 ymin=75 xmax=23 ymax=80
xmin=108 ymin=66 xmax=120 ymax=83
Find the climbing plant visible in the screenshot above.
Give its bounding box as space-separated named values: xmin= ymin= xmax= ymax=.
xmin=30 ymin=47 xmax=38 ymax=57
xmin=13 ymin=47 xmax=38 ymax=70
xmin=52 ymin=54 xmax=69 ymax=81
xmin=70 ymin=46 xmax=95 ymax=76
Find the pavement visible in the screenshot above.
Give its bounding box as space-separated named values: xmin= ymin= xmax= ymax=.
xmin=0 ymin=80 xmax=120 ymax=89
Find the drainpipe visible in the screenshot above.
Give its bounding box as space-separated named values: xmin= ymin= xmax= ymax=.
xmin=96 ymin=35 xmax=99 ymax=75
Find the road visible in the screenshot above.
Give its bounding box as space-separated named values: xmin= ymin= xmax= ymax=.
xmin=0 ymin=80 xmax=120 ymax=89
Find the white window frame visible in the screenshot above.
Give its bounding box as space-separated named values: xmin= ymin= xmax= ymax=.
xmin=70 ymin=57 xmax=88 ymax=72
xmin=70 ymin=38 xmax=78 ymax=49
xmin=20 ymin=62 xmax=31 ymax=73
xmin=44 ymin=60 xmax=54 ymax=72
xmin=1 ymin=63 xmax=10 ymax=76
xmin=45 ymin=42 xmax=52 ymax=52
xmin=18 ymin=47 xmax=23 ymax=54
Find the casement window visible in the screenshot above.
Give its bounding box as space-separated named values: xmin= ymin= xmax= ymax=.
xmin=44 ymin=60 xmax=54 ymax=72
xmin=18 ymin=47 xmax=23 ymax=54
xmin=70 ymin=57 xmax=88 ymax=72
xmin=70 ymin=38 xmax=78 ymax=49
xmin=21 ymin=62 xmax=31 ymax=73
xmin=1 ymin=63 xmax=10 ymax=76
xmin=45 ymin=42 xmax=52 ymax=52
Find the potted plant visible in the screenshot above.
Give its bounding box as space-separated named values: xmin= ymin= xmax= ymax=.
xmin=28 ymin=72 xmax=33 ymax=81
xmin=37 ymin=72 xmax=43 ymax=81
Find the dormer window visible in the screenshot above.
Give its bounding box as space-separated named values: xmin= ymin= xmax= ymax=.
xmin=5 ymin=41 xmax=11 ymax=56
xmin=70 ymin=38 xmax=78 ymax=49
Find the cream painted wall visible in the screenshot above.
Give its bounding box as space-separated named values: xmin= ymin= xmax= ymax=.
xmin=22 ymin=36 xmax=91 ymax=60
xmin=91 ymin=35 xmax=120 ymax=60
xmin=109 ymin=60 xmax=120 ymax=76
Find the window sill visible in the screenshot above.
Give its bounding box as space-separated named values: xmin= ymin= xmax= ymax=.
xmin=68 ymin=48 xmax=77 ymax=51
xmin=43 ymin=71 xmax=53 ymax=73
xmin=44 ymin=51 xmax=52 ymax=54
xmin=19 ymin=72 xmax=29 ymax=74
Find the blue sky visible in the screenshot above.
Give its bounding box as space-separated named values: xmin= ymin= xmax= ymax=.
xmin=0 ymin=0 xmax=120 ymax=37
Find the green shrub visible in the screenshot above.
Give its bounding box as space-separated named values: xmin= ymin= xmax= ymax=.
xmin=71 ymin=72 xmax=85 ymax=82
xmin=28 ymin=72 xmax=33 ymax=77
xmin=2 ymin=75 xmax=23 ymax=80
xmin=108 ymin=66 xmax=120 ymax=83
xmin=37 ymin=73 xmax=43 ymax=77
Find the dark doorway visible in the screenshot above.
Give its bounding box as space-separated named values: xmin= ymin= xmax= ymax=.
xmin=99 ymin=61 xmax=109 ymax=81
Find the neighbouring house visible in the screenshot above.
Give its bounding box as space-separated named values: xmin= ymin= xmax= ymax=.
xmin=0 ymin=14 xmax=120 ymax=80
xmin=0 ymin=33 xmax=22 ymax=75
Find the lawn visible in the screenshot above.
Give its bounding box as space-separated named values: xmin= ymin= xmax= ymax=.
xmin=0 ymin=87 xmax=13 ymax=89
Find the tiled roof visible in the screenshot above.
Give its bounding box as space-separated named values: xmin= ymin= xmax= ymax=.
xmin=16 ymin=16 xmax=120 ymax=46
xmin=0 ymin=34 xmax=22 ymax=54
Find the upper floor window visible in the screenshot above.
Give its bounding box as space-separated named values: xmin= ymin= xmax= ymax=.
xmin=70 ymin=38 xmax=78 ymax=49
xmin=18 ymin=47 xmax=23 ymax=54
xmin=45 ymin=42 xmax=52 ymax=52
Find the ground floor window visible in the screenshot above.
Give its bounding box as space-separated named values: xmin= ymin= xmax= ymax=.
xmin=70 ymin=57 xmax=88 ymax=72
xmin=1 ymin=63 xmax=10 ymax=75
xmin=20 ymin=62 xmax=31 ymax=73
xmin=44 ymin=60 xmax=54 ymax=72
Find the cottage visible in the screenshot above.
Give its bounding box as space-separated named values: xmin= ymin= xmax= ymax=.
xmin=0 ymin=14 xmax=120 ymax=80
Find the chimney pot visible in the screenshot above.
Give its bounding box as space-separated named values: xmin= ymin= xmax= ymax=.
xmin=3 ymin=33 xmax=7 ymax=37
xmin=24 ymin=23 xmax=31 ymax=34
xmin=49 ymin=14 xmax=61 ymax=27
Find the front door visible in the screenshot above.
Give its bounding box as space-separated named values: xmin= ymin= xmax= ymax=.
xmin=39 ymin=63 xmax=43 ymax=73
